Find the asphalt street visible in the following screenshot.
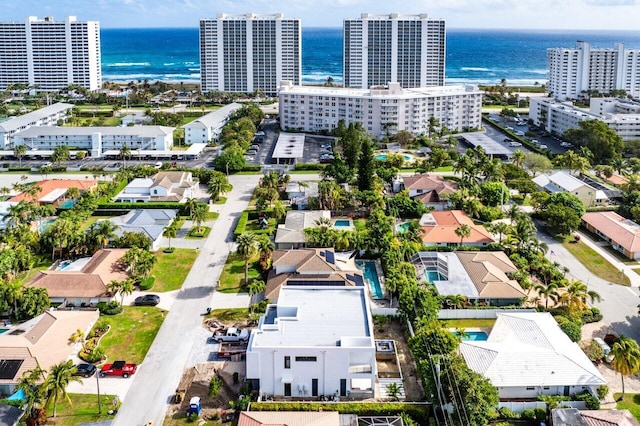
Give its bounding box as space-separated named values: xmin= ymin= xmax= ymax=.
xmin=112 ymin=174 xmax=260 ymax=426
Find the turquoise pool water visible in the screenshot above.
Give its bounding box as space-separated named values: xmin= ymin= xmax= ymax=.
xmin=59 ymin=260 xmax=73 ymax=270
xmin=39 ymin=219 xmax=55 ymax=233
xmin=425 ymin=269 xmax=445 ymax=283
xmin=396 ymin=222 xmax=411 ymax=233
xmin=0 ymin=328 xmax=9 ymax=334
xmin=375 ymin=154 xmax=412 ymax=161
xmin=357 ymin=260 xmax=384 ymax=299
xmin=59 ymin=199 xmax=76 ymax=209
xmin=454 ymin=331 xmax=488 ymax=341
xmin=334 ymin=219 xmax=351 ymax=227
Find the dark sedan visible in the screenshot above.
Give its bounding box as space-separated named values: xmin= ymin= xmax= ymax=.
xmin=73 ymin=363 xmax=97 ymax=378
xmin=134 ymin=294 xmax=160 ymax=306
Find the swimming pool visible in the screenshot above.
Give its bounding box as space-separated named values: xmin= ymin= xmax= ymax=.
xmin=375 ymin=154 xmax=412 ymax=162
xmin=39 ymin=219 xmax=55 ymax=233
xmin=59 ymin=260 xmax=73 ymax=271
xmin=0 ymin=328 xmax=9 ymax=334
xmin=396 ymin=222 xmax=411 ymax=233
xmin=357 ymin=260 xmax=384 ymax=299
xmin=425 ymin=269 xmax=445 ymax=283
xmin=59 ymin=199 xmax=76 ymax=209
xmin=334 ymin=219 xmax=352 ymax=227
xmin=453 ymin=331 xmax=488 ymax=341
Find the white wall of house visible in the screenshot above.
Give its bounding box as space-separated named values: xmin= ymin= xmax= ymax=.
xmin=498 ymin=385 xmax=597 ymax=400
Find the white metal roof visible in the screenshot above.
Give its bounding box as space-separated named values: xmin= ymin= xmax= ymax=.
xmin=39 ymin=187 xmax=67 ymax=203
xmin=182 ymin=103 xmax=242 ymax=130
xmin=16 ymin=125 xmax=174 ymax=138
xmin=249 ymin=286 xmax=373 ymax=348
xmin=272 ymin=132 xmax=305 ymax=160
xmin=0 ymin=103 xmax=73 ymax=133
xmin=459 ymin=312 xmax=606 ymax=388
xmin=460 ymin=133 xmax=512 ymax=156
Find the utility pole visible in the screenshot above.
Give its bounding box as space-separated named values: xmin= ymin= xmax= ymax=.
xmin=96 ymin=372 xmax=102 ymax=414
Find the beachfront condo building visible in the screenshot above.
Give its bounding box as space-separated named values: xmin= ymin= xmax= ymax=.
xmin=529 ymin=96 xmax=640 ymax=141
xmin=0 ymin=16 xmax=101 ymax=91
xmin=278 ymin=81 xmax=482 ymax=138
xmin=199 ymin=13 xmax=301 ymax=95
xmin=548 ymin=41 xmax=640 ymax=101
xmin=343 ymin=13 xmax=446 ymax=89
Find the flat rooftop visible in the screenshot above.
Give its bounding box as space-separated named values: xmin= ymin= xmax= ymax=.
xmin=460 ymin=133 xmax=512 ymax=156
xmin=250 ymin=286 xmax=372 ymax=348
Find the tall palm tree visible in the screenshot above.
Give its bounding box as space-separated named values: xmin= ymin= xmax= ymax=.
xmin=535 ymin=281 xmax=561 ymax=310
xmin=611 ymin=335 xmax=640 ymax=400
xmin=184 ymin=198 xmax=199 ymax=218
xmin=16 ymin=367 xmax=46 ymax=422
xmin=118 ymin=278 xmax=135 ymax=305
xmin=511 ymin=150 xmax=525 ymax=168
xmin=90 ymin=220 xmax=118 ymax=250
xmin=191 ymin=204 xmax=207 ymax=233
xmin=236 ymin=232 xmax=258 ymax=285
xmin=43 ymin=360 xmax=81 ymax=418
xmin=247 ymin=279 xmax=266 ymax=312
xmin=163 ymin=225 xmax=177 ymax=250
xmin=455 ymin=224 xmax=472 ymax=247
xmin=208 ymin=172 xmax=233 ymax=202
xmin=14 ymin=144 xmax=27 ymax=167
xmin=106 ymin=280 xmax=121 ymax=300
xmin=558 ymin=280 xmax=601 ymax=314
xmin=119 ymin=144 xmax=131 ymax=168
xmin=272 ymin=200 xmax=286 ymax=222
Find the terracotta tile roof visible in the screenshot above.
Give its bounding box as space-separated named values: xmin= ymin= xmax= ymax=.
xmin=455 ymin=252 xmax=525 ymax=299
xmin=403 ymin=173 xmax=458 ymax=194
xmin=238 ymin=411 xmax=339 ymax=426
xmin=582 ymin=211 xmax=640 ymax=253
xmin=605 ymin=174 xmax=629 ymax=186
xmin=26 ymin=249 xmax=129 ymax=299
xmin=9 ymin=179 xmax=98 ymax=203
xmin=581 ymin=409 xmax=640 ymax=426
xmin=272 ymin=249 xmax=337 ymax=273
xmin=0 ymin=347 xmax=38 ymax=385
xmin=420 ymin=210 xmax=495 ymax=244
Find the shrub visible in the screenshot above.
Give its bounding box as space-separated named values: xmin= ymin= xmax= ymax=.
xmin=99 ymin=300 xmax=123 ymax=315
xmin=583 ymin=339 xmax=605 ymax=362
xmin=597 ymin=385 xmax=609 ymax=400
xmin=234 ymin=211 xmax=249 ymax=238
xmin=209 ymin=376 xmax=223 ymax=397
xmin=138 ymin=277 xmax=155 ymax=291
xmin=534 ymin=407 xmax=547 ymax=421
xmin=250 ymin=402 xmax=429 ymax=422
xmin=478 ymin=206 xmax=503 ymax=222
xmin=294 ymin=163 xmax=325 ymax=171
xmin=241 ymin=164 xmax=262 ymax=172
xmin=582 ymin=307 xmax=603 ymax=324
xmin=511 ymin=194 xmax=525 ymax=205
xmin=94 ymin=320 xmax=109 ymax=334
xmin=555 ymin=315 xmax=582 ymax=342
xmin=80 ymin=346 xmax=105 ymax=363
xmin=574 ymin=391 xmax=600 ymax=410
xmin=498 ymin=407 xmax=519 ymax=420
xmin=521 ymin=409 xmax=535 ymax=419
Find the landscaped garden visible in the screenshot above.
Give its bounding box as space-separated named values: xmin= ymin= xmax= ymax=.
xmin=151 ymin=248 xmax=199 ymax=292
xmin=187 ymin=226 xmax=211 ymax=239
xmin=616 ymin=393 xmax=640 ymax=421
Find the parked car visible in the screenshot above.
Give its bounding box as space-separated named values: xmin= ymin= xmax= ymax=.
xmin=134 ymin=294 xmax=160 ymax=306
xmin=539 ymin=144 xmax=548 ymax=149
xmin=246 ymin=149 xmax=258 ymax=155
xmin=508 ymin=141 xmax=522 ymax=147
xmin=213 ymin=327 xmax=250 ymax=343
xmin=531 ymin=139 xmax=540 ymax=145
xmin=73 ymin=363 xmax=97 ymax=378
xmin=560 ymin=142 xmax=574 ymax=148
xmin=503 ymin=138 xmax=513 ymax=143
xmin=100 ymin=361 xmax=137 ymax=378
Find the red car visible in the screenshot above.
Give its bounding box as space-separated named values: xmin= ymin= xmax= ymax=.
xmin=100 ymin=361 xmax=137 ymax=378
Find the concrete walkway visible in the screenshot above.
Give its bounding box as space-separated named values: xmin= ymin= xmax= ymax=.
xmin=113 ymin=174 xmax=260 ymax=426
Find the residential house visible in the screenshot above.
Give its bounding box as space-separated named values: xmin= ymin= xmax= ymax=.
xmin=238 ymin=411 xmax=340 ymax=426
xmin=419 ymin=210 xmax=495 ymax=247
xmin=182 ymin=103 xmax=242 ymax=144
xmin=582 ymin=211 xmax=640 ymax=260
xmin=114 ymin=171 xmax=198 ymax=203
xmin=398 ymin=174 xmax=458 ymax=210
xmin=459 ymin=312 xmax=606 ymax=400
xmin=552 ymin=408 xmax=640 ymax=426
xmin=266 ymin=248 xmax=364 ymax=301
xmin=9 ymin=179 xmax=98 ymax=206
xmin=532 ymin=171 xmax=612 ymax=207
xmin=0 ymin=404 xmax=23 ymax=426
xmin=108 ymin=209 xmax=177 ymax=251
xmin=0 ymin=310 xmax=99 ymax=395
xmin=274 ymin=210 xmax=331 ymax=249
xmin=246 ymin=286 xmax=377 ymax=399
xmin=286 ymin=181 xmax=319 ymax=210
xmin=25 ymin=249 xmax=129 ymax=306
xmin=412 ymin=251 xmax=526 ymax=306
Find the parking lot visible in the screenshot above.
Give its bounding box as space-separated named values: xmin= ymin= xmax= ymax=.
xmin=487 ymin=113 xmax=570 ymax=155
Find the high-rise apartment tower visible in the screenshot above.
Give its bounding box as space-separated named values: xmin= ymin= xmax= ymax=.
xmin=200 ymin=13 xmax=301 ymax=95
xmin=343 ymin=13 xmax=445 ymax=89
xmin=0 ymin=16 xmax=101 ymax=91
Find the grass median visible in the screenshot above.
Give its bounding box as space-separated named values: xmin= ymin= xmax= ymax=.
xmin=562 ymin=238 xmax=631 ymax=286
xmin=151 ymin=248 xmax=199 ymax=292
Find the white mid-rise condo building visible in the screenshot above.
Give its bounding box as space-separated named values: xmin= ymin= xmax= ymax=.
xmin=343 ymin=13 xmax=446 ymax=89
xmin=548 ymin=41 xmax=640 ymax=101
xmin=199 ymin=13 xmax=301 ymax=95
xmin=0 ymin=103 xmax=73 ymax=149
xmin=0 ymin=16 xmax=101 ymax=91
xmin=278 ymin=81 xmax=482 ymax=138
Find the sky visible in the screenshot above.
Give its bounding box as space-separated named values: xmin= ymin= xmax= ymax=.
xmin=4 ymin=0 xmax=640 ymax=30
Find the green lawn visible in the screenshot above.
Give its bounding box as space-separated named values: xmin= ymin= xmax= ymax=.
xmin=206 ymin=307 xmax=250 ymax=323
xmin=213 ymin=196 xmax=227 ymax=204
xmin=562 ymin=239 xmax=631 ymax=286
xmin=186 ymin=226 xmax=211 ymax=239
xmin=95 ymin=306 xmax=165 ymax=364
xmin=47 ymin=393 xmax=119 ymax=426
xmin=434 ymin=166 xmax=454 ymax=172
xmin=615 ymin=393 xmax=640 ymax=421
xmin=440 ymin=319 xmax=497 ymax=329
xmin=207 ymin=211 xmax=220 ymax=220
xmin=218 ymin=253 xmax=261 ymax=293
xmin=151 ymin=248 xmax=198 ymax=292
xmin=80 ymin=216 xmax=115 ymax=231
xmin=354 ymin=219 xmax=367 ymax=231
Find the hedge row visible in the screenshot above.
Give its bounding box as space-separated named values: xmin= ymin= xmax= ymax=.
xmin=97 ymin=202 xmax=189 ymax=215
xmin=242 ymin=164 xmax=262 ymax=172
xmin=294 ymin=163 xmax=325 ymax=171
xmin=234 ymin=211 xmax=249 ymax=238
xmin=250 ymin=402 xmax=431 ymax=422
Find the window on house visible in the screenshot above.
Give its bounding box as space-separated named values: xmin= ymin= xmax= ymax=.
xmin=526 ymin=387 xmax=535 ymax=390
xmin=284 ymin=356 xmax=290 ymax=369
xmin=295 ymin=356 xmax=317 ymax=362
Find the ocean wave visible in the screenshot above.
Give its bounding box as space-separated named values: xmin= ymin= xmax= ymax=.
xmin=528 ymin=69 xmax=549 ymax=75
xmin=108 ymin=62 xmax=151 ymax=67
xmin=447 ymin=77 xmax=545 ymax=86
xmin=102 ymin=72 xmax=200 ymax=82
xmin=460 ymin=67 xmax=491 ymax=72
xmin=188 ymin=68 xmax=201 ymax=72
xmin=163 ymin=63 xmax=176 ymax=66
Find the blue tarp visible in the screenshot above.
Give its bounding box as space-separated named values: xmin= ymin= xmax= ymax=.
xmin=6 ymin=388 xmax=24 ymax=401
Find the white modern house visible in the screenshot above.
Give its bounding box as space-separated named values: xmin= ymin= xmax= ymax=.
xmin=278 ymin=81 xmax=483 ymax=138
xmin=0 ymin=103 xmax=73 ymax=149
xmin=343 ymin=13 xmax=446 ymax=89
xmin=200 ymin=13 xmax=301 ymax=95
xmin=547 ymin=41 xmax=640 ymax=101
xmin=13 ymin=125 xmax=174 ymax=157
xmin=274 ymin=210 xmax=331 ymax=249
xmin=182 ymin=103 xmax=242 ymax=144
xmin=459 ymin=312 xmax=606 ymax=399
xmin=114 ymin=171 xmax=198 ymax=203
xmin=532 ymin=171 xmax=610 ymax=207
xmin=0 ymin=16 xmax=101 ymax=91
xmin=246 ymin=286 xmax=377 ymax=399
xmin=108 ymin=209 xmax=177 ymax=251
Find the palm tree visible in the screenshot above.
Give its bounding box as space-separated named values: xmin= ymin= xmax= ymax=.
xmin=558 ymin=280 xmax=601 ymax=314
xmin=511 ymin=150 xmax=525 ymax=168
xmin=455 ymin=224 xmax=472 ymax=247
xmin=184 ymin=198 xmax=199 ymax=218
xmin=314 ymin=217 xmax=332 ymax=228
xmin=236 ymin=232 xmax=258 ymax=285
xmin=43 ymin=360 xmax=81 ymax=417
xmin=163 ymin=225 xmax=177 ymax=250
xmin=51 ymin=145 xmax=70 ymax=166
xmin=611 ymin=335 xmax=640 ymax=400
xmin=106 ymin=279 xmax=121 ymax=299
xmin=14 ymin=144 xmax=27 ymax=167
xmin=119 ymin=144 xmax=131 ymax=168
xmin=118 ymin=278 xmax=134 ymax=305
xmin=272 ymin=200 xmax=286 ymax=222
xmin=191 ymin=204 xmax=207 ymax=233
xmin=489 ymin=221 xmax=511 ymax=244
xmin=16 ymin=367 xmax=46 ymax=422
xmin=208 ymin=173 xmax=233 ymax=202
xmin=535 ymin=281 xmax=561 ymax=310
xmin=247 ymin=279 xmax=266 ymax=312
xmin=89 ymin=220 xmax=118 ymax=250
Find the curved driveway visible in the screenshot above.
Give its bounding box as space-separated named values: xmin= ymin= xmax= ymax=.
xmin=113 ymin=174 xmax=260 ymax=426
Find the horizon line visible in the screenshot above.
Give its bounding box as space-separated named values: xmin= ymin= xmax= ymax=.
xmin=98 ymin=26 xmax=640 ymax=32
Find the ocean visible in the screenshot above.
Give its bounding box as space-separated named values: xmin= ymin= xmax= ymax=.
xmin=101 ymin=27 xmax=640 ymax=86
